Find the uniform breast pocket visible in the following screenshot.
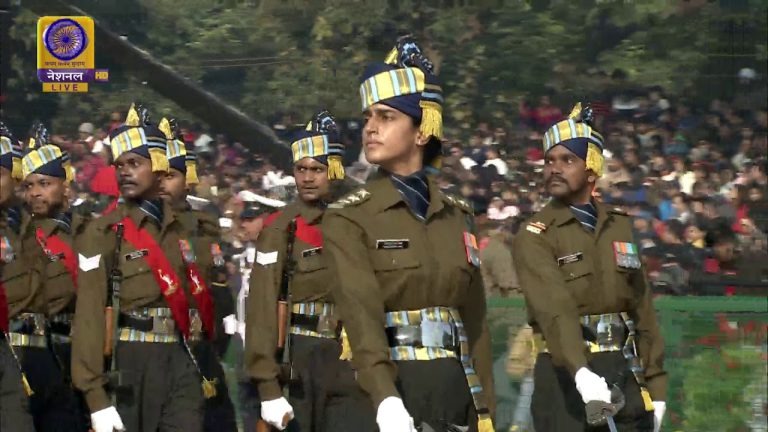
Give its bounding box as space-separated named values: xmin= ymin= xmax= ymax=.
xmin=1 ymin=258 xmax=28 ymax=284
xmin=371 ymin=248 xmax=421 ymax=272
xmin=559 ymin=258 xmax=593 ymax=294
xmin=121 ymin=255 xmax=153 ymax=282
xmin=45 ymin=259 xmax=70 ymax=282
xmin=296 ymin=253 xmax=326 ymax=274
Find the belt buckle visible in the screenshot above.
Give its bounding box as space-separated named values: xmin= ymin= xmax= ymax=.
xmin=153 ymin=316 xmax=174 ymax=335
xmin=594 ymin=315 xmax=625 ymax=349
xmin=315 ymin=315 xmax=337 ymax=336
xmin=33 ymin=314 xmax=46 ymax=336
xmin=420 ymin=320 xmax=452 ymax=348
xmin=189 ymin=310 xmax=203 ymax=336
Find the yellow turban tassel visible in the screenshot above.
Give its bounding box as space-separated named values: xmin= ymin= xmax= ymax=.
xmin=149 ymin=147 xmax=169 ymax=173
xmin=327 ymin=155 xmax=345 ymax=180
xmin=63 ymin=160 xmax=75 ymax=184
xmin=185 ymin=160 xmax=199 ymax=186
xmin=11 ymin=158 xmax=23 ymax=180
xmin=586 ymin=142 xmax=604 ymax=177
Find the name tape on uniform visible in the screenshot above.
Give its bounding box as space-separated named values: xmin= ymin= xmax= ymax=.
xmin=557 ymin=252 xmax=583 ymax=266
xmin=376 ymin=239 xmax=410 ymax=250
xmin=302 ymin=247 xmax=322 ymax=258
xmin=124 ymin=249 xmax=149 ymax=261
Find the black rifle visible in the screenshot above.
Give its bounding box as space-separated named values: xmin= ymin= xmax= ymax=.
xmin=105 ymin=223 xmax=124 ymax=406
xmin=276 ymin=219 xmax=297 ymax=395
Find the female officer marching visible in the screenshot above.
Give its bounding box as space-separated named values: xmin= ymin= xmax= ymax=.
xmin=322 ymin=36 xmax=495 ymax=432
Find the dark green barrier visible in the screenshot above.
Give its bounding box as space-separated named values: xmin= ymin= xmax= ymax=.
xmin=488 ymin=296 xmax=768 ymax=432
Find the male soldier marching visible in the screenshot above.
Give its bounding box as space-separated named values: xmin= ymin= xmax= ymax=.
xmin=0 ymin=122 xmax=36 ymax=432
xmin=158 ymin=119 xmax=237 ymax=432
xmin=513 ymin=104 xmax=667 ymax=432
xmin=18 ymin=124 xmax=89 ymax=431
xmin=245 ymin=110 xmax=375 ymax=431
xmin=72 ymin=105 xmax=207 ymax=432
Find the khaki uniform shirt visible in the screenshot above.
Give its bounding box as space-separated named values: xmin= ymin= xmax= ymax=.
xmin=321 ymin=175 xmax=495 ymax=413
xmin=21 ymin=214 xmax=88 ymax=316
xmin=244 ymin=201 xmax=333 ymax=400
xmin=71 ymin=201 xmax=196 ymax=412
xmin=512 ymin=200 xmax=667 ymax=400
xmin=0 ymin=206 xmax=39 ymax=318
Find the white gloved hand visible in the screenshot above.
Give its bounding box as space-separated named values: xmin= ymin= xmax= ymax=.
xmin=376 ymin=396 xmax=417 ymax=432
xmin=222 ymin=314 xmax=237 ymax=335
xmin=90 ymin=406 xmax=125 ymax=432
xmin=261 ymin=397 xmax=294 ymax=430
xmin=652 ymin=401 xmax=666 ymax=432
xmin=574 ymin=367 xmax=612 ymax=404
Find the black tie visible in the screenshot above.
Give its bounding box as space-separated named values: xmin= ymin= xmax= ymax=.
xmin=391 ymin=171 xmax=430 ymax=221
xmin=570 ymin=202 xmax=598 ymax=232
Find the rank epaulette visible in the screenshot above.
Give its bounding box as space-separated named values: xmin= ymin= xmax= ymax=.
xmin=328 ymin=189 xmax=371 ymax=209
xmin=525 ymin=221 xmax=548 ymax=235
xmin=442 ymin=193 xmax=474 ymax=215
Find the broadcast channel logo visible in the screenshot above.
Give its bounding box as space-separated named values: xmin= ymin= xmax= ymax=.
xmin=37 ymin=16 xmax=109 ymax=93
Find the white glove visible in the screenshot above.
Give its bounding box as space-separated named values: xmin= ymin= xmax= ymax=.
xmin=90 ymin=406 xmax=125 ymax=432
xmin=652 ymin=401 xmax=666 ymax=432
xmin=574 ymin=367 xmax=612 ymax=404
xmin=261 ymin=397 xmax=294 ymax=430
xmin=376 ymin=397 xmax=417 ymax=432
xmin=222 ymin=314 xmax=237 ymax=335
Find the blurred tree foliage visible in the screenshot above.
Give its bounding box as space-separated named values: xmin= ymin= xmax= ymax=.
xmin=3 ymin=0 xmax=767 ymax=139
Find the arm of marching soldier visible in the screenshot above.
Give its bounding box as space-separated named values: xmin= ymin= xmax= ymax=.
xmin=71 ymin=222 xmax=111 ymax=412
xmin=512 ymin=228 xmax=587 ymax=376
xmin=631 ymin=265 xmax=667 ymax=401
xmin=322 ymin=209 xmax=399 ymax=408
xmin=244 ymin=224 xmax=286 ymax=402
xmin=458 ymin=263 xmax=496 ymax=417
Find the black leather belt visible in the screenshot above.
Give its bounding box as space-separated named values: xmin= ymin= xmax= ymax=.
xmin=48 ymin=313 xmax=74 ymax=335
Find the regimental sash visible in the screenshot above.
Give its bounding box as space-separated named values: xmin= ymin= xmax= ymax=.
xmin=115 ymin=217 xmax=190 ymax=337
xmin=178 ymin=239 xmax=215 ymax=340
xmin=0 ymin=281 xmax=8 ymax=333
xmin=35 ymin=227 xmax=78 ymax=289
xmin=264 ymin=212 xmax=323 ymax=249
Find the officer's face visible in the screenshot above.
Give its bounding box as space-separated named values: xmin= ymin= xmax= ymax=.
xmin=159 ymin=168 xmax=188 ymax=206
xmin=23 ymin=173 xmax=67 ymax=216
xmin=0 ymin=167 xmax=14 ymax=206
xmin=544 ymin=145 xmax=591 ymax=202
xmin=115 ymin=152 xmax=161 ymax=200
xmin=293 ymin=158 xmax=330 ymax=203
xmin=362 ymin=104 xmax=426 ymax=172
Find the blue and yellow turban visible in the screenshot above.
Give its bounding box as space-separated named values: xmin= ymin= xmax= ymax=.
xmin=108 ymin=104 xmax=169 ymax=173
xmin=159 ymin=118 xmax=199 ymax=186
xmin=0 ymin=122 xmax=23 ymax=180
xmin=359 ymin=36 xmax=443 ymax=168
xmin=22 ymin=124 xmax=74 ymax=183
xmin=290 ymin=110 xmax=345 ymax=180
xmin=543 ymin=103 xmax=605 ymax=177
